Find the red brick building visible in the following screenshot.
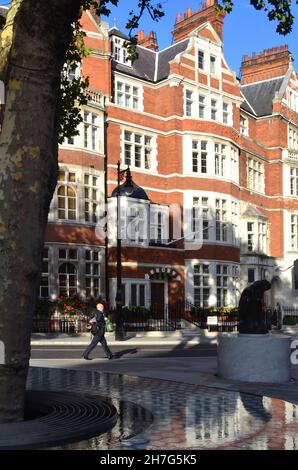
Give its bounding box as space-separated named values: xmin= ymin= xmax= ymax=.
xmin=42 ymin=1 xmax=298 ymax=312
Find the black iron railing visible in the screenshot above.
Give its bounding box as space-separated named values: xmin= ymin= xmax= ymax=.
xmin=183 ymin=301 xmax=281 ymax=332
xmin=121 ymin=304 xmax=182 ymax=332
xmin=32 ymin=318 xmax=88 ymax=334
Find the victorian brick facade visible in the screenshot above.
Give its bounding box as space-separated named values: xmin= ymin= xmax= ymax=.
xmin=41 ymin=1 xmax=298 ymax=312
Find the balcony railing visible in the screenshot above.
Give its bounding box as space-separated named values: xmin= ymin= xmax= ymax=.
xmin=87 ymin=88 xmax=105 ymax=108
xmin=286 ymin=149 xmax=298 ymax=161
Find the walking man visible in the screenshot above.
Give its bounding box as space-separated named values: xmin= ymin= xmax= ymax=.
xmin=83 ymin=302 xmax=113 ymax=360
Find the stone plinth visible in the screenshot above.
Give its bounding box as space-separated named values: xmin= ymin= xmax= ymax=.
xmin=218 ymin=333 xmax=292 ymax=383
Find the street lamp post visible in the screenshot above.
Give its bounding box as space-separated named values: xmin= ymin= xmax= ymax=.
xmin=115 ymin=162 xmax=134 ymax=340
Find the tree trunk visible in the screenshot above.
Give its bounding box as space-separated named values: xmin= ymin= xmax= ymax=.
xmin=0 ymin=0 xmax=82 ymax=423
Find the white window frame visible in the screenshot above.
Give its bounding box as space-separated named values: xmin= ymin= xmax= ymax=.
xmin=193 ymin=264 xmax=210 ymax=308
xmin=240 ymin=115 xmax=249 ymax=136
xmin=289 ymin=125 xmax=298 ymax=151
xmin=112 ymin=37 xmax=131 ymax=66
xmin=290 ymin=167 xmax=298 ymax=196
xmin=192 ymin=197 xmax=210 ymax=241
xmin=192 ymin=140 xmax=208 ymax=174
xmin=116 ymin=81 xmax=141 ymax=111
xmin=215 ymin=199 xmax=228 ymax=242
xmin=214 ymin=143 xmax=227 ymax=177
xmin=150 ymin=204 xmax=169 ymax=243
xmin=247 ymin=157 xmax=265 ymax=193
xmin=291 ymin=214 xmax=298 ymax=251
xmin=57 ymin=169 xmax=77 ymax=221
xmin=40 ymin=247 xmax=50 ymax=298
xmin=216 ymin=264 xmax=228 ymax=308
xmin=85 ymin=249 xmax=101 ymax=298
xmin=122 ymin=130 xmax=154 ymax=171
xmin=84 ymin=174 xmax=100 ymax=224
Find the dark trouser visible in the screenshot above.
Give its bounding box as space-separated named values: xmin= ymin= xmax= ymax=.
xmin=83 ymin=334 xmax=112 ymax=359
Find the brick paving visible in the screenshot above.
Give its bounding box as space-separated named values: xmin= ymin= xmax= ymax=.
xmin=27 ymin=367 xmax=298 ymax=450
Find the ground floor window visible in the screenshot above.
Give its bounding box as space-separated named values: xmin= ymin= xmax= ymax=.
xmin=188 ymin=261 xmax=240 ymax=308
xmin=121 ymin=282 xmax=146 ymax=307
xmin=40 ymin=247 xmax=50 ymax=298
xmin=59 ymin=262 xmax=77 ymax=297
xmin=216 ymin=265 xmax=228 ymax=308
xmin=194 ymin=264 xmax=210 ymax=308
xmin=39 ymin=244 xmax=103 ymax=299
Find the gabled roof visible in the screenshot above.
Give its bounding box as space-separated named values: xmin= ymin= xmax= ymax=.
xmin=241 ymin=77 xmax=284 ymax=117
xmin=109 ymin=27 xmax=130 ymax=41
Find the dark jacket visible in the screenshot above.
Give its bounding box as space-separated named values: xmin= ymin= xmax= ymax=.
xmin=91 ymin=310 xmax=105 ymax=336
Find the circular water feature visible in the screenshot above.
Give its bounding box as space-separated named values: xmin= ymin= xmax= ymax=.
xmin=26 ymin=368 xmax=298 ymax=450
xmin=0 ymin=391 xmax=117 ymax=450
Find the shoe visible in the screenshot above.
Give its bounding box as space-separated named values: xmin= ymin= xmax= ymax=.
xmin=83 ymin=356 xmax=92 ymax=360
xmin=107 ymin=355 xmax=113 ymax=360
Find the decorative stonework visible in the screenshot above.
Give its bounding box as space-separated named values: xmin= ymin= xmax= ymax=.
xmin=145 ymin=267 xmax=181 ymax=281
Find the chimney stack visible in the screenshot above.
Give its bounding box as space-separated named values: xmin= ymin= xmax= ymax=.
xmin=137 ymin=30 xmax=158 ymax=52
xmin=173 ymin=0 xmax=225 ymax=43
xmin=241 ymin=45 xmax=291 ymax=84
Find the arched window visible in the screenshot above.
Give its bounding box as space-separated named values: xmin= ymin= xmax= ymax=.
xmin=58 ymin=185 xmax=76 ymax=220
xmin=59 ymin=263 xmax=77 ymax=297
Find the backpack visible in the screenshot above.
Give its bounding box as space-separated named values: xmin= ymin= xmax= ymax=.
xmin=90 ymin=323 xmax=99 ymax=336
xmin=87 ymin=316 xmax=99 ymax=336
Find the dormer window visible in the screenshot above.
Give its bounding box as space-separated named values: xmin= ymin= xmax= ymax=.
xmin=210 ymin=55 xmax=216 ymax=74
xmin=112 ymin=36 xmax=131 ymax=66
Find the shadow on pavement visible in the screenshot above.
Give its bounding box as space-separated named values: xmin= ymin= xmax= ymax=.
xmin=112 ymin=348 xmax=138 ymax=359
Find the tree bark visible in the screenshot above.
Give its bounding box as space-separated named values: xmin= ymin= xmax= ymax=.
xmin=0 ymin=0 xmax=82 ymax=423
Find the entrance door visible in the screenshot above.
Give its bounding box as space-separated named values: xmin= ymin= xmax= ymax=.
xmin=151 ymin=282 xmax=165 ymax=318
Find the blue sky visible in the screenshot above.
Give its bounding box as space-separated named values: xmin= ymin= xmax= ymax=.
xmin=101 ymin=0 xmax=298 ymax=76
xmin=0 ymin=1 xmax=297 ymax=75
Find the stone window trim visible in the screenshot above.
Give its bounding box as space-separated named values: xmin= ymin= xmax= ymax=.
xmin=62 ymin=107 xmax=103 ymax=154
xmin=112 ymin=36 xmax=132 ymax=66
xmin=183 ymin=86 xmax=232 ymax=124
xmin=150 ymin=204 xmax=169 ymax=243
xmin=188 ymin=138 xmax=238 ymax=182
xmin=39 ymin=244 xmax=104 ymax=300
xmin=49 ymin=165 xmax=103 ymax=226
xmin=240 ymin=115 xmax=249 ymax=136
xmin=247 ymin=157 xmax=265 ymax=193
xmin=185 ymin=191 xmax=240 ymax=246
xmin=289 ymin=125 xmax=298 ymax=151
xmin=246 ymin=220 xmax=268 ymax=254
xmin=115 ymin=79 xmax=142 ymax=112
xmin=192 ymin=197 xmax=210 ymax=241
xmin=121 ymin=128 xmax=156 ymax=172
xmin=188 ymin=261 xmax=240 ymax=309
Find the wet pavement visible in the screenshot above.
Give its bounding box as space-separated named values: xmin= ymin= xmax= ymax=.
xmin=27 ymin=367 xmax=298 ymax=450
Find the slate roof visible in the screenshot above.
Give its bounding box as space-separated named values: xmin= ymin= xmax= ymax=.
xmin=156 ymin=39 xmax=189 ymax=81
xmin=241 ymin=77 xmax=284 ymax=116
xmin=109 ymin=28 xmax=189 ymax=83
xmin=108 ymin=27 xmax=130 ymax=41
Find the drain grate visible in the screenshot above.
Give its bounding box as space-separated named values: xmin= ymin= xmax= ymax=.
xmin=0 ymin=391 xmax=117 ymax=449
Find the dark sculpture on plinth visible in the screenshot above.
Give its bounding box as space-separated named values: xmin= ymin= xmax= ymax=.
xmin=239 ymin=280 xmax=271 ymax=334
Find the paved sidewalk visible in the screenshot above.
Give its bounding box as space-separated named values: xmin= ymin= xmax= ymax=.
xmin=31 ymin=328 xmax=219 ymax=346
xmin=30 ymin=327 xmax=298 ymax=450
xmin=31 ymin=325 xmax=298 ymax=346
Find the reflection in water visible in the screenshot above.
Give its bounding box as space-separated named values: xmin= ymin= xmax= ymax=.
xmin=27 ymin=368 xmax=298 ymax=450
